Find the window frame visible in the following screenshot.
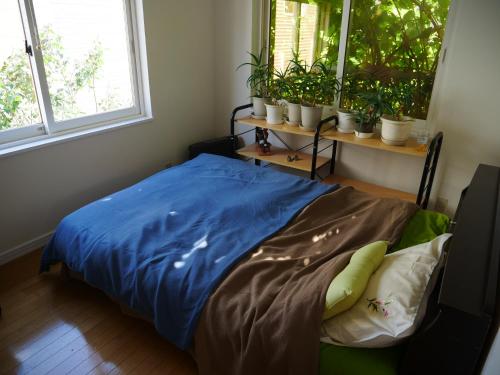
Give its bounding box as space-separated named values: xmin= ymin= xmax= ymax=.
xmin=261 ymin=0 xmax=454 ymax=121
xmin=0 ymin=0 xmax=151 ymax=152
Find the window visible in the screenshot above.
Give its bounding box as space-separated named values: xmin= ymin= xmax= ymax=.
xmin=284 ymin=1 xmax=295 ymax=15
xmin=268 ymin=0 xmax=451 ymax=119
xmin=0 ymin=0 xmax=150 ymax=149
xmin=271 ymin=0 xmax=342 ymax=74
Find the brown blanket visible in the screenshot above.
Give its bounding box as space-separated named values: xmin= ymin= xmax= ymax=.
xmin=193 ymin=187 xmax=418 ymax=375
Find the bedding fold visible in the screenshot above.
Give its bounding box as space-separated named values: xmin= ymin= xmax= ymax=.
xmin=40 ymin=154 xmax=335 ymax=349
xmin=194 ymin=186 xmax=418 ymax=375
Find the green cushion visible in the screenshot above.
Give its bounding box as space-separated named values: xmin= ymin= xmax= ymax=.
xmin=319 ymin=343 xmax=405 ymax=375
xmin=323 ymin=241 xmax=388 ymax=319
xmin=391 ymin=210 xmax=450 ymax=253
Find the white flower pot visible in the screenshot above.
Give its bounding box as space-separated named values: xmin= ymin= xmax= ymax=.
xmin=252 ymin=97 xmax=271 ymax=117
xmin=265 ymin=104 xmax=284 ymax=125
xmin=300 ymin=105 xmax=323 ymax=131
xmin=337 ymin=109 xmax=356 ymax=134
xmin=286 ymin=102 xmax=301 ymax=125
xmin=381 ymin=116 xmax=415 ymax=146
xmin=354 ymin=131 xmax=374 ymax=139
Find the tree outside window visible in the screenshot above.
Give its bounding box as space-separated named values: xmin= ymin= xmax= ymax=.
xmin=269 ymin=0 xmax=451 ymax=119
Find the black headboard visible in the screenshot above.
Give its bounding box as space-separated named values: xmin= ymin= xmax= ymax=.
xmin=401 ymin=164 xmax=500 ymax=374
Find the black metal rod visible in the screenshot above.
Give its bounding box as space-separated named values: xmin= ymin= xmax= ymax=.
xmin=270 ymin=130 xmax=293 ymax=151
xmin=318 ymin=144 xmax=334 ymax=154
xmin=235 ymin=129 xmax=255 ymax=137
xmin=311 ymin=115 xmax=338 ymax=180
xmin=330 ymin=140 xmax=338 ymax=175
xmin=255 ymin=127 xmax=261 ymax=166
xmin=422 ymin=134 xmax=443 ymax=209
xmin=230 ymin=103 xmax=253 ymax=136
xmin=295 ymin=142 xmax=314 ymax=153
xmin=417 ymin=132 xmax=444 ymax=208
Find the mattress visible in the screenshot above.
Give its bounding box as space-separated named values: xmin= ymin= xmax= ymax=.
xmin=40 ymin=154 xmax=449 ymax=374
xmin=41 ymin=153 xmax=334 ymax=350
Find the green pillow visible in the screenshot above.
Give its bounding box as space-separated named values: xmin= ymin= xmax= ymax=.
xmin=323 ymin=241 xmax=388 ymax=319
xmin=391 ymin=209 xmax=450 ymax=253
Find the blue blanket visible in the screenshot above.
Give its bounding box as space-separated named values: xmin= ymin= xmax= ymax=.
xmin=41 ymin=154 xmax=336 ymax=349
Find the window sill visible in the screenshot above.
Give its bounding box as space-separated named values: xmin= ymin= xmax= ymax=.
xmin=0 ymin=115 xmax=154 ymax=159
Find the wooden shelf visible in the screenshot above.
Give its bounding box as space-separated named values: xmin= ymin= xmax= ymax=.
xmin=230 ymin=105 xmax=442 ymax=208
xmin=324 ymin=175 xmax=417 ymax=203
xmin=236 ymin=144 xmax=330 ymax=172
xmin=235 ymin=117 xmax=332 ymax=138
xmin=236 ymin=116 xmax=427 ymax=158
xmin=321 ymin=129 xmax=427 ymax=158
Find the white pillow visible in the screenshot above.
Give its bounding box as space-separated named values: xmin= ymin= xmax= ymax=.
xmin=320 ymin=233 xmax=452 ymax=348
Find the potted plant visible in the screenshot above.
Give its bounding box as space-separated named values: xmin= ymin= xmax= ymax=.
xmin=317 ymin=60 xmax=340 ymax=124
xmin=380 ymin=83 xmax=415 ymax=145
xmin=354 ymin=87 xmax=391 ymax=138
xmin=265 ymin=69 xmax=288 ymax=125
xmin=299 ymin=59 xmax=323 ymax=131
xmin=283 ymin=74 xmax=303 ymax=125
xmin=237 ymin=49 xmax=271 ymax=118
xmin=282 ymin=53 xmax=304 ymax=126
xmin=337 ymin=74 xmax=358 ymax=133
xmin=354 ymin=107 xmax=378 ymax=138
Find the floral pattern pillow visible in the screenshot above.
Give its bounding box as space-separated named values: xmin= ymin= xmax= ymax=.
xmin=320 ymin=234 xmax=452 ymax=348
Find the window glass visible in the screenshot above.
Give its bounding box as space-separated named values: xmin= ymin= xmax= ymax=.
xmin=270 ymin=0 xmax=344 ymax=72
xmin=268 ymin=0 xmax=451 ymax=119
xmin=0 ymin=0 xmax=42 ymax=131
xmin=343 ymin=0 xmax=451 ymax=118
xmin=32 ymin=0 xmax=135 ymax=121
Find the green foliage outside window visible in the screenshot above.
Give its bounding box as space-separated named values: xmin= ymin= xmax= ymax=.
xmin=269 ymin=0 xmax=451 ymax=119
xmin=0 ymin=26 xmax=114 ymax=130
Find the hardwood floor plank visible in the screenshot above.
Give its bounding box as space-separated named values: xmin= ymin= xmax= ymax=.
xmin=0 ymin=265 xmax=197 ymax=375
xmin=0 ymin=279 xmax=87 ymax=343
xmin=106 ymin=331 xmax=153 ymax=375
xmin=30 ymin=314 xmax=130 ymax=375
xmin=0 ymin=291 xmax=92 ymax=350
xmin=0 ymin=249 xmax=43 ymax=295
xmin=107 ymin=329 xmax=174 ymax=375
xmin=6 ymin=303 xmax=112 ymax=375
xmin=74 ymin=326 xmax=143 ymax=375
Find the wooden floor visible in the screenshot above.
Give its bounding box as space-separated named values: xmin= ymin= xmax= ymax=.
xmin=0 ymin=252 xmax=197 ymax=375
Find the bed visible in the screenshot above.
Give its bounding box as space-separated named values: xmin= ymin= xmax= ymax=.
xmin=40 ymin=156 xmax=500 ymax=375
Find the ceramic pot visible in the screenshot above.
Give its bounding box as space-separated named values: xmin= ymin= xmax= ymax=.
xmin=337 ymin=109 xmax=356 ymax=134
xmin=265 ymin=104 xmax=284 ymax=125
xmin=252 ymin=97 xmax=272 ymax=117
xmin=300 ymin=105 xmax=323 ymax=131
xmin=286 ymin=102 xmax=301 ymax=125
xmin=354 ymin=130 xmax=374 ymax=139
xmin=381 ymin=115 xmax=415 ymax=146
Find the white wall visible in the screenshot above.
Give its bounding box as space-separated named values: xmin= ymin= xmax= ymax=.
xmin=427 ymin=0 xmax=500 ymax=214
xmin=214 ymin=0 xmax=253 ymax=134
xmin=214 ymin=0 xmax=500 ymax=216
xmin=0 ymin=0 xmax=216 ymax=263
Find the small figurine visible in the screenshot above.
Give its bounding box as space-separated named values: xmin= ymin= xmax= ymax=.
xmin=256 ymin=128 xmax=272 ymax=156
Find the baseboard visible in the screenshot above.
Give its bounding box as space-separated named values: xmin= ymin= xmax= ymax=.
xmin=0 ymin=231 xmax=54 ymax=266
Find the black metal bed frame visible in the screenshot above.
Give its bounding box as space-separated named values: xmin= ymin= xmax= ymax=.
xmin=231 ymin=104 xmax=444 ymax=209
xmin=401 ymin=164 xmax=500 ymax=374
